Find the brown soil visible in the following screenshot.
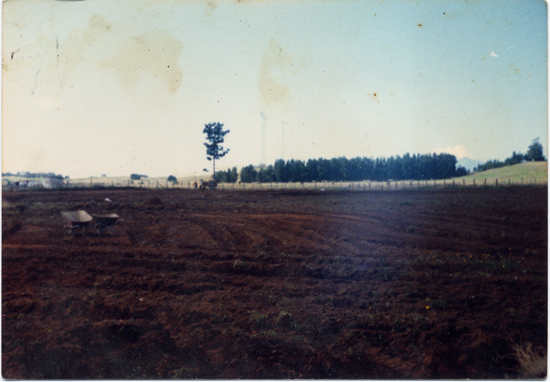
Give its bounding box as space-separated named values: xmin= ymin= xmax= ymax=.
xmin=2 ymin=187 xmax=547 ymax=378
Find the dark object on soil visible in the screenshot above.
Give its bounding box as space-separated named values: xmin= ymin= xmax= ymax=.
xmin=199 ymin=180 xmax=218 ymax=190
xmin=61 ymin=210 xmax=93 ymax=235
xmin=90 ymin=213 xmax=120 ymax=236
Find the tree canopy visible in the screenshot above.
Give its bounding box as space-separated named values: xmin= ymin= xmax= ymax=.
xmin=526 ymin=138 xmax=545 ymax=162
xmin=130 ymin=174 xmax=148 ymax=180
xmin=203 ymin=122 xmax=230 ymax=175
xmin=239 ymin=153 xmax=468 ymax=183
xmin=214 ymin=167 xmax=238 ymax=183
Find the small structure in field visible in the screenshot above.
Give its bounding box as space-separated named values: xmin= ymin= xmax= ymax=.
xmin=42 ymin=177 xmax=64 ymax=189
xmin=9 ymin=180 xmax=41 ymax=189
xmin=61 ymin=210 xmax=93 ymax=235
xmin=27 ymin=180 xmax=42 ymax=188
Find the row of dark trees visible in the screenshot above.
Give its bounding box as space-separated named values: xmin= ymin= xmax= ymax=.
xmin=238 ymin=153 xmax=468 ymax=183
xmin=203 ymin=121 xmax=470 ymax=184
xmin=474 ymin=138 xmax=545 ymax=172
xmin=213 ymin=167 xmax=239 ymax=183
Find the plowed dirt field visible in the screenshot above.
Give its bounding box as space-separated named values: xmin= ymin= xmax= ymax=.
xmin=2 ymin=187 xmax=547 ymax=378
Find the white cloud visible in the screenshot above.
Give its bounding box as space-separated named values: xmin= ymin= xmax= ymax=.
xmin=431 ymin=145 xmax=471 ymax=159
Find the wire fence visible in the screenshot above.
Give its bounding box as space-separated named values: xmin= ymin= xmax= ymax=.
xmin=6 ymin=176 xmax=546 ymax=192
xmin=208 ymin=177 xmax=546 ymax=191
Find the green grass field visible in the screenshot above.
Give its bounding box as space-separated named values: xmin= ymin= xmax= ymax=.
xmin=456 ymin=161 xmax=547 ymax=185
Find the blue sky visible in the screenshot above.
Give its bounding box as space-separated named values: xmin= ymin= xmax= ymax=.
xmin=2 ymin=0 xmax=547 ymax=178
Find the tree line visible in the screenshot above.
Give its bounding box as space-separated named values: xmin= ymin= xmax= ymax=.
xmin=237 ymin=153 xmax=469 ymax=183
xmin=474 ymin=138 xmax=545 ymax=172
xmin=213 ymin=167 xmax=239 ymax=183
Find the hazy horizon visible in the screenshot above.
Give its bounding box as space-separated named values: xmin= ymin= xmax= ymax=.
xmin=2 ymin=0 xmax=548 ymax=179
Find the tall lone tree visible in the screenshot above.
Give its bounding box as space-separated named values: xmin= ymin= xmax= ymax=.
xmin=203 ymin=122 xmax=230 ymax=176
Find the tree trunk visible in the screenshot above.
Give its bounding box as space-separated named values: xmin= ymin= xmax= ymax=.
xmin=213 ymin=158 xmax=216 ymax=176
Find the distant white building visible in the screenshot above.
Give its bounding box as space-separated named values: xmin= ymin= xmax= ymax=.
xmin=42 ymin=177 xmax=64 ymax=189
xmin=27 ymin=180 xmax=42 ymax=187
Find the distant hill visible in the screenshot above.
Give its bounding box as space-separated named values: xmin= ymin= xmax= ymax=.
xmin=457 ymin=157 xmax=482 ymax=171
xmin=455 ymin=161 xmax=547 ymax=183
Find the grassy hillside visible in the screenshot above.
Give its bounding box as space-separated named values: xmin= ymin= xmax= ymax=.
xmin=455 ymin=161 xmax=547 ymax=184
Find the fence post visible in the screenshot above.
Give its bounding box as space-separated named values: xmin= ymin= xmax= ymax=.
xmin=473 ymin=179 xmax=476 ymax=187
xmin=90 ymin=178 xmax=92 ymax=187
xmin=463 ymin=179 xmax=465 ymax=187
xmin=484 ymin=178 xmax=486 ymax=187
xmin=452 ymin=179 xmax=455 ymax=187
xmin=508 ymin=178 xmax=510 ymax=186
xmin=495 ymin=178 xmax=498 ymax=187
